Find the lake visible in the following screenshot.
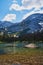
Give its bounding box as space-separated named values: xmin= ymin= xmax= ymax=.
xmin=0 ymin=41 xmax=43 ymax=54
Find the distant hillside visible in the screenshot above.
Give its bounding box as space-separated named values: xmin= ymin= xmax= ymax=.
xmin=0 ymin=21 xmax=13 ymax=28
xmin=0 ymin=21 xmax=13 ymax=32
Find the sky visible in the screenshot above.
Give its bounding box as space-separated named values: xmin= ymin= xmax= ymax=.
xmin=0 ymin=0 xmax=43 ymax=23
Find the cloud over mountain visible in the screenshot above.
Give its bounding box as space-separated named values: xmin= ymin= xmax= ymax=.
xmin=1 ymin=0 xmax=43 ymax=23
xmin=2 ymin=14 xmax=16 ymax=22
xmin=23 ymin=10 xmax=43 ymax=20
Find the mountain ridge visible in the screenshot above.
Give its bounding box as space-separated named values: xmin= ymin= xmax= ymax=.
xmin=8 ymin=13 xmax=43 ymax=33
xmin=0 ymin=13 xmax=43 ymax=34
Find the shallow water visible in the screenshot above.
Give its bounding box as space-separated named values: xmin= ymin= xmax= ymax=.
xmin=0 ymin=42 xmax=43 ymax=54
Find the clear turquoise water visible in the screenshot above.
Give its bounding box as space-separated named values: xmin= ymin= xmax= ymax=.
xmin=0 ymin=42 xmax=43 ymax=54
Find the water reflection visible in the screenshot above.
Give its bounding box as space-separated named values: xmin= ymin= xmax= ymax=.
xmin=0 ymin=42 xmax=43 ymax=54
xmin=0 ymin=42 xmax=24 ymax=54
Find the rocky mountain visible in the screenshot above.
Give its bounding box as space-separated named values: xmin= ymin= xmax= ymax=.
xmin=0 ymin=21 xmax=13 ymax=32
xmin=0 ymin=21 xmax=13 ymax=28
xmin=0 ymin=13 xmax=43 ymax=35
xmin=8 ymin=13 xmax=43 ymax=34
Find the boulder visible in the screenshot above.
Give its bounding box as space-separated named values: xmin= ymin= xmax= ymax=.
xmin=25 ymin=43 xmax=38 ymax=48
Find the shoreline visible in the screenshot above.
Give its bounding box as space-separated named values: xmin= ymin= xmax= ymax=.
xmin=0 ymin=49 xmax=43 ymax=65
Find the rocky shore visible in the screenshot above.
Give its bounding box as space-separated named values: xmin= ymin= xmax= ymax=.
xmin=0 ymin=51 xmax=43 ymax=65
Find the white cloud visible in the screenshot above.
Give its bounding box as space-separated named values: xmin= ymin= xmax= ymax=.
xmin=10 ymin=0 xmax=43 ymax=11
xmin=10 ymin=4 xmax=24 ymax=11
xmin=12 ymin=0 xmax=17 ymax=3
xmin=10 ymin=3 xmax=33 ymax=11
xmin=2 ymin=14 xmax=16 ymax=21
xmin=22 ymin=0 xmax=43 ymax=10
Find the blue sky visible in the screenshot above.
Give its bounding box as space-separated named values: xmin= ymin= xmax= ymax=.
xmin=0 ymin=0 xmax=43 ymax=23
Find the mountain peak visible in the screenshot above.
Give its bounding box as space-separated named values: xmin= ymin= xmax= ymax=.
xmin=0 ymin=13 xmax=43 ymax=34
